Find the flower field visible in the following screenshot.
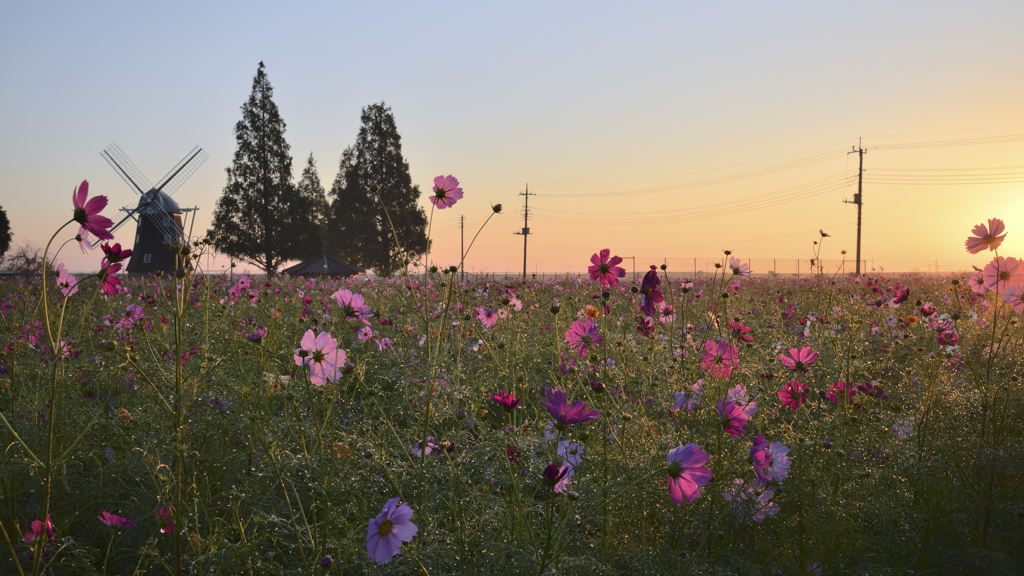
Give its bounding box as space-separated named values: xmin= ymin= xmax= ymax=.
xmin=1 ymin=184 xmax=1023 ymax=575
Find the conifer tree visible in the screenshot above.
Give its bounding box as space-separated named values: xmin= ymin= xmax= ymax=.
xmin=209 ymin=62 xmax=312 ymax=274
xmin=327 ymin=102 xmax=428 ymax=276
xmin=0 ymin=205 xmax=11 ymax=261
xmin=293 ymin=152 xmax=329 ymax=258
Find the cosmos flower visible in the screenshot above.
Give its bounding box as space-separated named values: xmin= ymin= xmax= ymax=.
xmin=565 ymin=317 xmax=603 ymax=357
xmin=98 ymin=511 xmax=137 ymax=530
xmin=476 ymin=307 xmax=499 ymax=328
xmin=100 ymin=242 xmax=133 ymax=264
xmin=542 ymin=461 xmax=571 ymax=489
xmin=23 ymin=515 xmax=53 ymax=547
xmin=700 ymin=340 xmax=739 ymax=380
xmin=729 ymin=318 xmax=754 ymax=344
xmin=819 ymin=229 xmax=830 ymax=238
xmin=544 ymin=388 xmax=599 ymax=429
xmin=764 ymin=441 xmax=791 ymax=483
xmin=294 ymin=329 xmax=345 ymax=386
xmin=1003 ymin=283 xmax=1024 ymax=312
xmin=774 ymin=379 xmax=806 ymax=409
xmin=965 ymin=218 xmax=1006 ymax=254
xmin=666 ymin=443 xmax=712 ymax=504
xmin=727 ymin=384 xmax=758 ymax=418
xmin=411 ymin=437 xmax=440 ymax=457
xmin=728 ymin=257 xmax=750 ymax=277
xmin=968 ymin=269 xmax=987 ymax=294
xmin=72 ymin=180 xmax=114 ymax=241
xmin=55 ymin=262 xmax=78 ymax=297
xmin=751 ymin=435 xmax=772 ymax=485
xmin=155 ymin=507 xmax=174 ymax=534
xmin=717 ymin=400 xmax=749 ymax=437
xmin=826 ymin=380 xmax=857 ymax=404
xmin=245 ymin=327 xmax=267 ymax=344
xmin=429 ymin=175 xmax=463 ymax=209
xmin=672 ymin=380 xmax=704 ymax=413
xmin=638 ymin=267 xmax=664 ymax=316
xmin=857 ymin=381 xmax=888 ymax=400
xmin=489 ymin=390 xmax=520 ymax=411
xmin=367 ymin=497 xmax=418 ymax=564
xmin=722 ymin=479 xmax=779 ymax=524
xmin=335 ymin=289 xmax=372 ymax=323
xmin=588 ymin=249 xmax=626 ymax=288
xmin=983 ymin=256 xmax=1023 ymax=293
xmin=98 ymin=259 xmax=122 ymax=296
xmin=778 ymin=347 xmax=819 ymax=373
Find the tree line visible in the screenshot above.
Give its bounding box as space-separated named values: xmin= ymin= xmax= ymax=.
xmin=208 ymin=62 xmax=428 ymax=276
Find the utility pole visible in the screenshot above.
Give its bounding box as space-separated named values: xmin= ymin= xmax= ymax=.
xmin=460 ymin=215 xmax=465 ymax=282
xmin=512 ymin=184 xmax=534 ymax=279
xmin=844 ymin=139 xmax=866 ymax=275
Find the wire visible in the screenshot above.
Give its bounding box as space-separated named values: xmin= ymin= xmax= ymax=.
xmin=869 ymin=133 xmax=1024 ymax=150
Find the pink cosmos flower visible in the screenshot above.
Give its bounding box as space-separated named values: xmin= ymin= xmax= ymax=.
xmin=565 ymin=317 xmax=603 ymax=357
xmin=98 ymin=259 xmax=122 ymax=296
xmin=588 ymin=249 xmax=626 ymax=287
xmin=411 ymin=437 xmax=440 ymax=457
xmin=544 ymin=388 xmax=599 ymax=429
xmin=638 ymin=267 xmax=664 ymax=316
xmin=700 ymin=340 xmax=739 ymax=380
xmin=965 ymin=218 xmax=1006 ymax=254
xmin=100 ymin=242 xmax=133 ymax=264
xmin=367 ymin=497 xmax=418 ymax=564
xmin=23 ymin=515 xmax=53 ymax=547
xmin=554 ymin=440 xmax=583 ymax=493
xmin=98 ymin=511 xmax=137 ymax=530
xmin=779 ymin=347 xmax=819 ymax=373
xmin=475 ymin=306 xmax=498 ymax=328
xmin=294 ymin=329 xmax=345 ymax=386
xmin=357 ymin=326 xmax=374 ymax=342
xmin=857 ymin=381 xmax=888 ymax=400
xmin=1003 ymin=283 xmax=1024 ymax=312
xmin=717 ymin=400 xmax=749 ymax=437
xmin=430 ymin=175 xmax=463 ymax=209
xmin=722 ymin=479 xmax=779 ymax=524
xmin=55 ymin=263 xmax=78 ymax=297
xmin=777 ymin=379 xmax=807 ymax=411
xmin=542 ymin=461 xmax=571 ymax=489
xmin=489 ymin=390 xmax=520 ymax=411
xmin=72 ymin=180 xmax=114 ymax=241
xmin=826 ymin=380 xmax=857 ymax=404
xmin=728 ymin=257 xmax=750 ymax=277
xmin=727 ymin=383 xmax=758 ymax=418
xmin=666 ymin=443 xmax=712 ymax=504
xmin=155 ymin=507 xmax=174 ymax=534
xmin=335 ymin=289 xmax=372 ymax=323
xmin=968 ymin=269 xmax=987 ymax=294
xmin=77 ymin=227 xmax=94 ymax=253
xmin=819 ymin=229 xmax=830 ymax=238
xmin=751 ymin=435 xmax=772 ymax=485
xmin=729 ymin=318 xmax=754 ymax=344
xmin=982 ymin=256 xmax=1023 ymax=293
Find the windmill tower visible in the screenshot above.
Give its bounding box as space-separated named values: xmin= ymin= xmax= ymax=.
xmin=101 ymin=143 xmax=206 ymax=274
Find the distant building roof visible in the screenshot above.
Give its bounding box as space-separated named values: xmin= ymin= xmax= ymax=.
xmin=281 ymin=254 xmax=364 ymax=277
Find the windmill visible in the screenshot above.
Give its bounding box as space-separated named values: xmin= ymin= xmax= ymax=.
xmin=101 ymin=142 xmax=206 ymax=274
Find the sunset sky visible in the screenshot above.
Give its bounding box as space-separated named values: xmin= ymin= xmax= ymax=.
xmin=2 ymin=2 xmax=1023 ymax=276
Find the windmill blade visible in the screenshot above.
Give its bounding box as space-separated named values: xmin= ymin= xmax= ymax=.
xmin=140 ymin=202 xmax=186 ymax=246
xmin=154 ymin=146 xmax=208 ymax=195
xmin=109 ymin=207 xmax=139 ymax=234
xmin=101 ymin=142 xmax=152 ymax=195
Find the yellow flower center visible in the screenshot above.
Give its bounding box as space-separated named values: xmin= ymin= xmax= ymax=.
xmin=377 ymin=519 xmax=393 ymax=537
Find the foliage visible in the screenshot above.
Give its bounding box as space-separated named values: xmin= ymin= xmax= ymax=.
xmin=327 ymin=103 xmax=428 ymax=277
xmin=0 ymin=204 xmax=11 ymax=260
xmin=208 ymin=62 xmax=315 ymax=275
xmin=294 ymin=152 xmax=330 ymax=258
xmin=2 ymin=242 xmax=51 ymax=276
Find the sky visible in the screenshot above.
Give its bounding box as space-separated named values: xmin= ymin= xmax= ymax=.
xmin=2 ymin=1 xmax=1023 ymax=276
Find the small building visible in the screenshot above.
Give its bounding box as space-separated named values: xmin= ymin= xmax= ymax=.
xmin=281 ymin=254 xmax=364 ymax=277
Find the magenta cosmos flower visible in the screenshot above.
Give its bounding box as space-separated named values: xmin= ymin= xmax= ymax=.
xmin=489 ymin=390 xmax=520 ymax=411
xmin=98 ymin=511 xmax=137 ymax=530
xmin=983 ymin=256 xmax=1023 ymax=293
xmin=717 ymin=399 xmax=749 ymax=437
xmin=430 ymin=175 xmax=463 ymax=209
xmin=72 ymin=180 xmax=114 ymax=241
xmin=779 ymin=347 xmax=819 ymax=373
xmin=751 ymin=435 xmax=772 ymax=485
xmin=100 ymin=242 xmax=133 ymax=264
xmin=98 ymin=259 xmax=122 ymax=296
xmin=700 ymin=340 xmax=739 ymax=380
xmin=294 ymin=329 xmax=345 ymax=385
xmin=965 ymin=218 xmax=1006 ymax=254
xmin=588 ymin=248 xmax=626 ymax=288
xmin=666 ymin=443 xmax=712 ymax=504
xmin=565 ymin=317 xmax=603 ymax=358
xmin=367 ymin=497 xmax=418 ymax=565
xmin=826 ymin=380 xmax=857 ymax=404
xmin=638 ymin=267 xmax=664 ymax=316
xmin=544 ymin=388 xmax=599 ymax=429
xmin=777 ymin=379 xmax=808 ymax=411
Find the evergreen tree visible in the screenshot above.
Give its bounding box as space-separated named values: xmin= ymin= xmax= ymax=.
xmin=293 ymin=152 xmax=329 ymax=258
xmin=0 ymin=205 xmax=11 ymax=261
xmin=209 ymin=62 xmax=312 ymax=274
xmin=327 ymin=102 xmax=428 ymax=276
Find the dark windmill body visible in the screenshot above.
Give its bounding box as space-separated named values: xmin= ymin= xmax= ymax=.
xmin=101 ymin=143 xmax=206 ymax=275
